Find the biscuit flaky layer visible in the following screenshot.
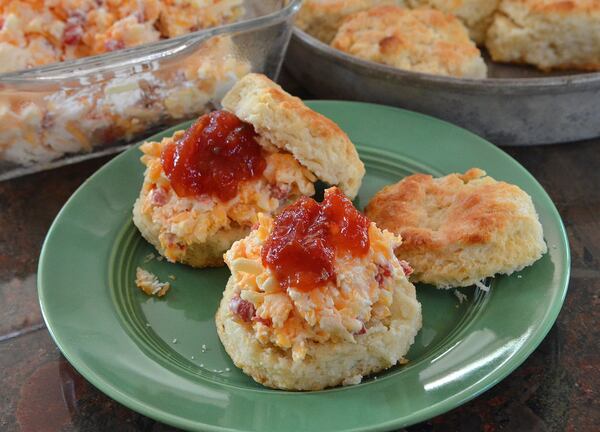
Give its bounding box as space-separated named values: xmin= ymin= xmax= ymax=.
xmin=486 ymin=0 xmax=600 ymax=71
xmin=331 ymin=6 xmax=487 ymax=78
xmin=222 ymin=73 xmax=365 ymax=199
xmin=365 ymin=168 xmax=547 ymax=288
xmin=216 ymin=275 xmax=422 ymax=390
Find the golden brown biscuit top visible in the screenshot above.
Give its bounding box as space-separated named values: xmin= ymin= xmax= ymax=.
xmin=500 ymin=0 xmax=600 ymax=14
xmin=331 ymin=6 xmax=484 ymax=77
xmin=223 ymin=73 xmax=344 ymax=139
xmin=296 ymin=0 xmax=399 ymax=42
xmin=365 ymin=168 xmax=533 ymax=251
xmin=510 ymin=0 xmax=600 ymax=13
xmin=222 ymin=73 xmax=365 ymax=199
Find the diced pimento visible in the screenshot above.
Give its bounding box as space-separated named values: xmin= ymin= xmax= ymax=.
xmin=399 ymin=260 xmax=413 ymax=277
xmin=63 ymin=19 xmax=84 ymax=45
xmin=252 ymin=316 xmax=272 ymax=327
xmin=150 ymin=187 xmax=168 ymax=206
xmin=104 ymin=39 xmax=125 ymax=52
xmin=270 ymin=184 xmax=291 ymax=201
xmin=354 ymin=324 xmax=367 ymax=335
xmin=229 ymin=295 xmax=256 ymax=323
xmin=375 ymin=264 xmax=391 ymax=286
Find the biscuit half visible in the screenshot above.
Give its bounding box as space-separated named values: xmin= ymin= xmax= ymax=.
xmin=365 ymin=169 xmax=547 ymax=288
xmin=215 ymin=199 xmax=422 ymax=390
xmin=133 ymin=197 xmax=248 ymax=268
xmin=222 ymin=73 xmax=365 ymax=199
xmin=216 ymin=270 xmax=421 ymax=390
xmin=132 ymin=133 xmax=317 ymax=268
xmin=133 ymin=74 xmax=364 ymax=268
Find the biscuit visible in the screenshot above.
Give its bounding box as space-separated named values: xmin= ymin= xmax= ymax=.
xmin=222 ymin=73 xmax=365 ymax=199
xmin=331 ymin=6 xmax=487 ymax=78
xmin=486 ymin=0 xmax=600 ymax=71
xmin=365 ymin=169 xmax=547 ymax=288
xmin=133 ymin=75 xmax=364 ymax=268
xmin=133 ymin=196 xmax=249 ymax=268
xmin=406 ymin=0 xmax=500 ymax=44
xmin=215 ymin=203 xmax=422 ymax=390
xmin=216 ymin=275 xmax=420 ymax=390
xmin=132 ymin=132 xmax=317 ymax=268
xmin=296 ymin=0 xmax=399 ymax=43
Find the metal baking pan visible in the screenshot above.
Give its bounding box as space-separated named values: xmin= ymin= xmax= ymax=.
xmin=285 ymin=28 xmax=600 ymax=145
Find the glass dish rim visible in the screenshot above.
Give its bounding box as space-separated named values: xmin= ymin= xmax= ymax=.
xmin=0 ymin=0 xmax=302 ymax=84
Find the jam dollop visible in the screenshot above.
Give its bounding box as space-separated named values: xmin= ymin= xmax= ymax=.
xmin=161 ymin=110 xmax=266 ymax=201
xmin=262 ymin=187 xmax=370 ymax=292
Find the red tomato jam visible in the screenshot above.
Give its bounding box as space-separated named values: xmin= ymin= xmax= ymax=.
xmin=161 ymin=110 xmax=266 ymax=202
xmin=262 ymin=188 xmax=370 ymax=292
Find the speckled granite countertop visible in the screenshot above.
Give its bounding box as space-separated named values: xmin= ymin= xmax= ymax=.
xmin=1 ymin=73 xmax=598 ymax=432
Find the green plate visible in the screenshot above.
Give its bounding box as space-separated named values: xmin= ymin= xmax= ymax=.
xmin=38 ymin=102 xmax=569 ymax=431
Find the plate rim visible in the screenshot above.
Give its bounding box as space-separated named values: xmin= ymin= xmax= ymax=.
xmin=38 ymin=100 xmax=571 ymax=432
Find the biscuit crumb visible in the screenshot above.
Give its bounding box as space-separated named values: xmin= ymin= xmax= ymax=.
xmin=342 ymin=375 xmax=363 ymax=386
xmin=143 ymin=253 xmax=156 ymax=263
xmin=454 ymin=290 xmax=468 ymax=304
xmin=135 ymin=267 xmax=171 ymax=297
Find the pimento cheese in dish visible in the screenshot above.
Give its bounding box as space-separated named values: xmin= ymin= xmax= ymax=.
xmin=0 ymin=35 xmax=250 ymax=165
xmin=224 ymin=187 xmax=416 ymax=362
xmin=0 ymin=0 xmax=243 ymax=72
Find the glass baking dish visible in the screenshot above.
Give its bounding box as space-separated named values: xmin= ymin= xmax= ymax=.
xmin=0 ymin=0 xmax=301 ymax=181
